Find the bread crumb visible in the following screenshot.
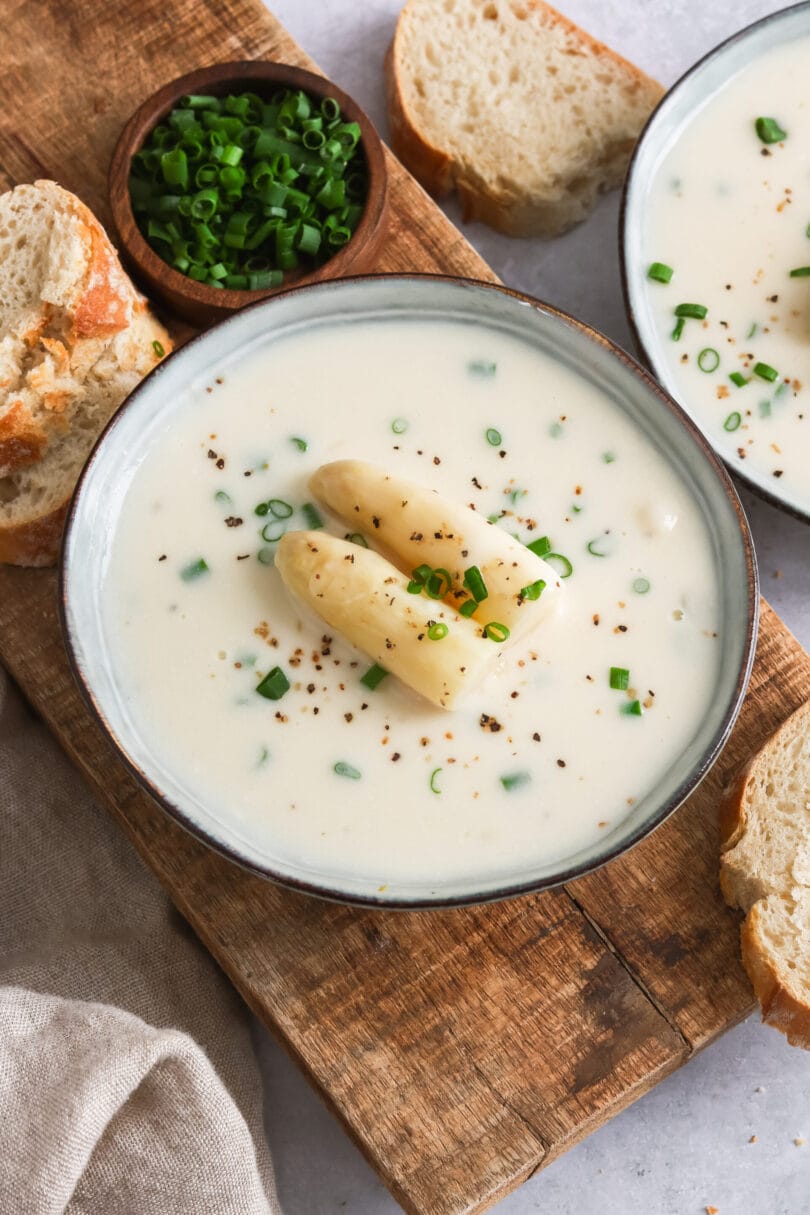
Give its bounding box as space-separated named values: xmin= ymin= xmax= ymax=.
xmin=794 ymin=1137 xmax=805 ymax=1147
xmin=706 ymin=1206 xmax=719 ymax=1214
xmin=749 ymin=1134 xmax=757 ymax=1143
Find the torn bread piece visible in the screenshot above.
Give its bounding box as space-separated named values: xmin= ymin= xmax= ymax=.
xmin=720 ymin=698 xmax=810 ymax=1049
xmin=309 ymin=459 xmax=561 ymax=642
xmin=275 ymin=530 xmax=495 ymax=709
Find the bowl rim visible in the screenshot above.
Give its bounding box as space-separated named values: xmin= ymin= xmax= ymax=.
xmin=59 ymin=272 xmax=760 ymax=909
xmin=619 ymin=0 xmax=810 ymax=525
xmin=108 ymin=59 xmax=389 ymax=313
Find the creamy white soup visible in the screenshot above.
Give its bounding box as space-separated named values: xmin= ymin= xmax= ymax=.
xmin=103 ymin=319 xmax=721 ymax=890
xmin=642 ymin=38 xmax=810 ymax=513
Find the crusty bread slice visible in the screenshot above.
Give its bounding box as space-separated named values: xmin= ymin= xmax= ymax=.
xmin=720 ymin=699 xmax=810 ymax=1048
xmin=0 ymin=181 xmax=171 ymax=566
xmin=385 ymin=0 xmax=664 ymax=237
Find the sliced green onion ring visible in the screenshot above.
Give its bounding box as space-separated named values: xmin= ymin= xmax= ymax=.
xmin=256 ymin=666 xmax=289 ymax=700
xmin=483 ymin=621 xmax=510 ymax=643
xmin=427 ymin=621 xmax=449 ymax=640
xmin=697 ymin=347 xmax=720 ymax=373
xmin=545 ymin=552 xmax=573 ymax=579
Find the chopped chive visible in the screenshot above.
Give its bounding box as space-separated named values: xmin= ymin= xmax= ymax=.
xmin=746 ymin=323 xmax=758 ymax=339
xmin=268 ymin=498 xmax=293 ymax=518
xmin=360 ymin=663 xmax=388 ymax=690
xmin=520 ymin=579 xmax=546 ymax=601
xmin=621 ymin=699 xmax=643 ymax=717
xmin=671 ymin=317 xmax=686 ymax=341
xmin=648 ymin=261 xmax=673 ymax=284
xmin=469 ymin=360 xmax=496 ymax=377
xmin=549 ymin=421 xmax=564 ymax=439
xmin=301 ymin=502 xmax=324 ymax=529
xmin=334 ymin=761 xmax=361 ymax=779
xmin=152 ymin=339 xmax=166 ymax=357
xmin=257 ymin=746 xmax=270 ymax=766
xmin=775 ymin=380 xmax=790 ymax=399
xmin=754 ymin=361 xmax=778 ymax=382
xmin=602 ymin=452 xmax=616 ymax=464
xmin=571 ymin=503 xmax=583 ymax=514
xmin=587 ymin=535 xmax=610 ymax=558
xmin=527 ymin=535 xmax=552 ymax=559
xmin=257 ymin=547 xmax=275 ymax=565
xmin=485 ymin=427 xmax=502 ymax=446
xmin=759 ymin=399 xmax=772 ymax=418
xmin=545 ymin=552 xmax=573 ymax=579
xmin=632 ymin=577 xmax=651 ymax=594
xmin=424 ymin=567 xmax=452 ymax=600
xmin=755 ymin=116 xmax=787 ymax=144
xmin=261 ymin=519 xmax=287 ymax=542
xmin=214 ymin=489 xmax=232 ymax=504
xmin=674 ymin=303 xmax=708 ymax=320
xmin=391 ymin=417 xmax=408 ymax=434
xmin=729 ymin=372 xmax=749 ymax=388
xmin=407 ymin=580 xmax=423 ymax=594
xmin=463 ymin=565 xmax=488 ymax=603
xmin=483 ymin=621 xmax=510 ymax=643
xmin=429 ymin=767 xmax=443 ymax=794
xmin=291 ymin=436 xmax=308 ymax=451
xmin=256 ymin=666 xmax=289 ymax=700
xmin=427 ymin=621 xmax=449 ymax=640
xmin=487 ymin=513 xmax=502 ymax=524
xmin=255 ymin=502 xmax=270 ymax=516
xmin=181 ymin=557 xmax=209 ymax=580
xmin=510 ymin=488 xmax=527 ymax=505
xmin=697 ymin=347 xmax=720 ymax=373
xmin=790 ymin=266 xmax=810 ymax=277
xmin=723 ymin=411 xmax=742 ymax=432
xmin=459 ymin=598 xmax=478 ymax=617
xmin=609 ymin=666 xmax=630 ymax=691
xmin=346 ymin=531 xmax=368 ymax=547
xmin=500 ymin=771 xmax=530 ymax=791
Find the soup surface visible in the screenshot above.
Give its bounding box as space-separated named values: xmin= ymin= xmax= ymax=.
xmin=103 ymin=319 xmax=722 ymax=891
xmin=642 ymin=37 xmax=810 ymax=513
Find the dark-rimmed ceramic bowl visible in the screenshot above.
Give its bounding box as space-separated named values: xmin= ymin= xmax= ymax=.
xmin=60 ymin=275 xmax=758 ymax=908
xmin=109 ymin=61 xmax=390 ymax=326
xmin=621 ymin=1 xmax=810 ymax=523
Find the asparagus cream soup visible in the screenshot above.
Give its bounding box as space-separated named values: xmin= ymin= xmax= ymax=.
xmin=103 ymin=319 xmax=721 ymax=888
xmin=641 ymin=38 xmax=810 ymax=513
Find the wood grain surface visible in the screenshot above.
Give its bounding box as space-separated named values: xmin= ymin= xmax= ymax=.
xmin=1 ymin=3 xmax=809 ymax=1214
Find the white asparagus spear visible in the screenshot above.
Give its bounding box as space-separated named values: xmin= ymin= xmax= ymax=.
xmin=309 ymin=460 xmax=561 ymax=640
xmin=275 ymin=530 xmax=495 ymax=710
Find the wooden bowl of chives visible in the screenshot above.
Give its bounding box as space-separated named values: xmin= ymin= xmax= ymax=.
xmin=109 ymin=61 xmax=390 ymax=327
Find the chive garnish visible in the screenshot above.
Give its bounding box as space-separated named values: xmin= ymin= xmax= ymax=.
xmin=545 ymin=553 xmax=573 ymax=579
xmin=609 ymin=666 xmax=630 ymax=691
xmin=754 ymin=362 xmax=778 ymax=382
xmin=427 ymin=622 xmax=449 ymax=640
xmin=181 ymin=557 xmax=209 ymax=580
xmin=261 ymin=519 xmax=287 ymax=543
xmin=549 ymin=422 xmax=564 ymax=439
xmin=671 ymin=318 xmax=686 ymax=341
xmin=360 ymin=663 xmax=388 ymax=690
xmin=648 ymin=262 xmax=674 ymax=284
xmin=602 ymin=452 xmax=616 ymax=464
xmin=697 ymin=347 xmax=720 ymax=373
xmin=346 ymin=531 xmax=368 ymax=547
xmin=621 ymin=699 xmax=643 ymax=717
xmin=268 ymin=499 xmax=293 ymax=518
xmin=527 ymin=535 xmax=552 ymax=559
xmin=391 ymin=417 xmax=408 ymax=434
xmin=302 ymin=502 xmax=324 ymax=529
xmin=790 ymin=267 xmax=810 ymax=277
xmin=129 ymin=89 xmax=367 ymax=289
xmin=500 ymin=772 xmax=530 ymax=792
xmin=407 ymin=579 xmax=423 ymax=594
xmin=459 ymin=599 xmax=478 ymax=617
xmin=214 ymin=489 xmax=232 ymax=504
xmin=255 ymin=502 xmax=270 ymax=516
xmin=747 ymin=323 xmax=758 ymax=339
xmin=586 ymin=536 xmax=610 ymax=558
xmin=152 ymin=339 xmax=166 ymax=357
xmin=485 ymin=427 xmax=502 ymax=446
xmin=334 ymin=761 xmax=361 ymax=780
xmin=256 ymin=666 xmax=289 ymax=700
xmin=257 ymin=547 xmax=275 ymax=565
xmin=723 ymin=412 xmax=742 ymax=432
xmin=483 ymin=621 xmax=510 ymax=643
xmin=291 ymin=436 xmax=308 ymax=451
xmin=520 ymin=579 xmax=546 ymax=601
xmin=429 ymin=767 xmax=443 ymax=794
xmin=463 ymin=565 xmax=488 ymax=603
xmin=469 ymin=360 xmax=496 ymax=377
xmin=674 ymin=303 xmax=708 ymax=320
xmin=759 ymin=399 xmax=772 ymax=418
xmin=755 ymin=116 xmax=787 ymax=144
xmin=632 ymin=577 xmax=651 ymax=594
xmin=729 ymin=372 xmax=748 ymax=388
xmin=424 ymin=568 xmax=452 ymax=600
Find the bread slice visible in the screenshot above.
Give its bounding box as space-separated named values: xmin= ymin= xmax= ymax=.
xmin=0 ymin=180 xmax=171 ymax=566
xmin=385 ymin=0 xmax=664 ymax=237
xmin=720 ymin=699 xmax=810 ymax=1048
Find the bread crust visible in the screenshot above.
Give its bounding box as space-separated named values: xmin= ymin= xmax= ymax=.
xmin=742 ymin=902 xmax=810 ymax=1050
xmin=385 ymin=0 xmax=663 ymax=237
xmin=0 ymin=399 xmax=47 ymax=476
xmin=0 ymin=499 xmax=68 ymax=567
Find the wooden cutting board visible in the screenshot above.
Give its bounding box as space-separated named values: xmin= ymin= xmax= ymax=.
xmin=2 ymin=3 xmax=809 ymax=1213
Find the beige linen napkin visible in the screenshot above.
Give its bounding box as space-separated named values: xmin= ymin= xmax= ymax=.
xmin=0 ymin=667 xmax=280 ymax=1215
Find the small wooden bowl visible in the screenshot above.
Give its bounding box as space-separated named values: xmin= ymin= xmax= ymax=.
xmin=109 ymin=61 xmax=390 ymax=327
